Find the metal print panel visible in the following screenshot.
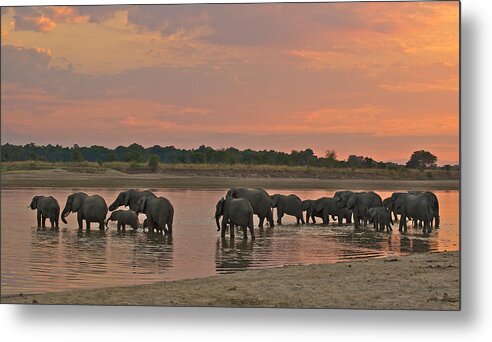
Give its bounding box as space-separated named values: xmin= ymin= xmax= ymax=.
xmin=0 ymin=1 xmax=460 ymax=309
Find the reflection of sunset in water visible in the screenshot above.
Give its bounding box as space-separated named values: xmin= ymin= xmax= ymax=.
xmin=1 ymin=188 xmax=458 ymax=295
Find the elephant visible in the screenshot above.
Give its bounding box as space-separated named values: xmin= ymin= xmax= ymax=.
xmin=303 ymin=197 xmax=344 ymax=224
xmin=29 ymin=195 xmax=60 ymax=228
xmin=137 ymin=196 xmax=174 ymax=234
xmin=225 ymin=187 xmax=274 ymax=228
xmin=105 ymin=210 xmax=139 ymax=230
xmin=383 ymin=197 xmax=399 ymax=222
xmin=408 ymin=191 xmax=440 ymax=227
xmin=301 ymin=199 xmax=315 ymax=223
xmin=389 ymin=193 xmax=434 ymax=234
xmin=367 ymin=207 xmax=393 ymax=232
xmin=108 ymin=189 xmax=156 ymax=212
xmin=61 ymin=192 xmax=108 ymax=230
xmin=335 ymin=191 xmax=383 ymax=228
xmin=270 ymin=194 xmax=305 ymax=225
xmin=215 ymin=197 xmax=255 ymax=240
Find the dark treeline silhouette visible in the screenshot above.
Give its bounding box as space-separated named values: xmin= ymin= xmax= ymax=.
xmin=1 ymin=143 xmax=458 ymax=170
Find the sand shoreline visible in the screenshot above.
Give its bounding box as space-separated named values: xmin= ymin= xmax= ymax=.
xmin=1 ymin=169 xmax=459 ymax=190
xmin=1 ymin=251 xmax=460 ymax=310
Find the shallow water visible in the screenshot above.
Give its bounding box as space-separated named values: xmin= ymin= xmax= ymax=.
xmin=1 ymin=188 xmax=459 ymax=296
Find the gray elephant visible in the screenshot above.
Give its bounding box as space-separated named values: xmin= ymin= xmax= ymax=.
xmin=29 ymin=195 xmax=60 ymax=228
xmin=367 ymin=207 xmax=393 ymax=232
xmin=105 ymin=210 xmax=139 ymax=230
xmin=270 ymin=194 xmax=305 ymax=225
xmin=301 ymin=199 xmax=315 ymax=223
xmin=137 ymin=196 xmax=174 ymax=234
xmin=335 ymin=191 xmax=383 ymax=228
xmin=389 ymin=193 xmax=434 ymax=234
xmin=109 ymin=189 xmax=156 ymax=212
xmin=215 ymin=197 xmax=255 ymax=239
xmin=303 ymin=197 xmax=342 ymax=224
xmin=61 ymin=192 xmax=108 ymax=230
xmin=226 ymin=187 xmax=274 ymax=228
xmin=408 ymin=191 xmax=440 ymax=227
xmin=383 ymin=197 xmax=399 ymax=222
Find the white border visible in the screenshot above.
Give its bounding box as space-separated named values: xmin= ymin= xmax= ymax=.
xmin=2 ymin=0 xmax=491 ymax=341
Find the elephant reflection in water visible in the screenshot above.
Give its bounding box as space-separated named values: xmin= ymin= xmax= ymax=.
xmin=215 ymin=238 xmax=255 ymax=273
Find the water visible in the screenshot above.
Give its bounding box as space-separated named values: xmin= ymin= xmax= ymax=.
xmin=1 ymin=188 xmax=459 ymax=296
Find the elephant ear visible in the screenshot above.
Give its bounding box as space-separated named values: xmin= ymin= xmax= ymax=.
xmin=220 ymin=197 xmax=226 ymax=212
xmin=123 ymin=191 xmax=131 ymax=206
xmin=139 ymin=197 xmax=148 ymax=213
xmin=30 ymin=196 xmax=39 ymax=209
xmin=301 ymin=201 xmax=311 ymax=211
xmin=270 ymin=195 xmax=279 ymax=208
xmin=71 ymin=194 xmax=83 ymax=212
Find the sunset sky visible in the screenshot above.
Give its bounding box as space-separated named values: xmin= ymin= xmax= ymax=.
xmin=0 ymin=2 xmax=459 ymax=164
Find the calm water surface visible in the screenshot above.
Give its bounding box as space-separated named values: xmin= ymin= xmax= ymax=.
xmin=1 ymin=188 xmax=459 ymax=295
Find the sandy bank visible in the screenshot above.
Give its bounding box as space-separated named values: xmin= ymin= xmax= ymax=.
xmin=1 ymin=169 xmax=459 ymax=190
xmin=2 ymin=251 xmax=459 ymax=310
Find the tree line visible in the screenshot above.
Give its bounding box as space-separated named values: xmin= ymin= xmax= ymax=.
xmin=0 ymin=143 xmax=457 ymax=170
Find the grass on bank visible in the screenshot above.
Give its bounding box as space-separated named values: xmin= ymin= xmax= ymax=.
xmin=0 ymin=161 xmax=459 ymax=180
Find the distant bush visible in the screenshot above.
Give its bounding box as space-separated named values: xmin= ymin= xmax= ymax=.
xmin=148 ymin=154 xmax=160 ymax=172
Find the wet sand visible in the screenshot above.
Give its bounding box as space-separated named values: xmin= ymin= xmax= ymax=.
xmin=1 ymin=169 xmax=459 ymax=190
xmin=2 ymin=251 xmax=459 ymax=310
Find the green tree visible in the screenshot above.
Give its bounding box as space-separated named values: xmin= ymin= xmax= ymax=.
xmin=406 ymin=150 xmax=437 ymax=169
xmin=148 ymin=154 xmax=160 ymax=172
xmin=72 ymin=148 xmax=84 ymax=162
xmin=324 ymin=149 xmax=337 ymax=161
xmin=347 ymin=155 xmax=365 ymax=168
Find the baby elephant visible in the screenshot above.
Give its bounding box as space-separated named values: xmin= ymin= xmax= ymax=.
xmin=367 ymin=207 xmax=393 ymax=232
xmin=105 ymin=210 xmax=139 ymax=230
xmin=29 ymin=195 xmax=60 ymax=229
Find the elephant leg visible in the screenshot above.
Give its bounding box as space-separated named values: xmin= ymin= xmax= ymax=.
xmin=311 ymin=215 xmax=316 ymax=224
xmin=248 ymin=223 xmax=255 ymax=240
xmin=75 ymin=212 xmax=82 ymax=229
xmin=267 ymin=209 xmax=275 ymax=228
xmin=353 ymin=211 xmax=360 ymax=228
xmin=166 ymin=220 xmax=173 ymax=235
xmin=242 ymin=226 xmax=248 ymax=239
xmin=229 ymin=222 xmax=235 ymax=239
xmin=276 ymin=210 xmax=283 ymax=225
xmin=41 ymin=216 xmax=47 ymax=228
xmin=117 ymin=222 xmax=121 ymax=230
xmin=258 ymin=216 xmax=265 ymax=228
xmin=300 ymin=214 xmax=305 ymax=225
xmin=425 ymin=219 xmax=432 ymax=234
xmin=99 ymin=220 xmax=104 ymax=230
xmin=86 ymin=220 xmax=91 ymax=230
xmin=122 ymin=224 xmax=126 ymax=230
xmin=221 ymin=217 xmax=227 ymax=238
xmin=36 ymin=211 xmax=42 ymax=227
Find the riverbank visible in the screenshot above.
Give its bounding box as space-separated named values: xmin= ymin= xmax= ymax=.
xmin=2 ymin=251 xmax=459 ymax=310
xmin=1 ymin=169 xmax=459 ymax=190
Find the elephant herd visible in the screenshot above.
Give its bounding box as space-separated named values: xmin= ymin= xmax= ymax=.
xmin=28 ymin=187 xmax=440 ymax=240
xmin=214 ymin=188 xmax=440 ymax=239
xmin=28 ymin=189 xmax=174 ymax=234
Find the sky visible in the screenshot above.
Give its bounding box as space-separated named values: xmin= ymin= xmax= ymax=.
xmin=0 ymin=1 xmax=460 ymax=164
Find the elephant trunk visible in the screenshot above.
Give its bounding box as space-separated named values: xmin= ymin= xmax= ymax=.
xmin=105 ymin=218 xmax=110 ymax=229
xmin=61 ymin=208 xmax=70 ymax=224
xmin=215 ymin=216 xmax=221 ymax=231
